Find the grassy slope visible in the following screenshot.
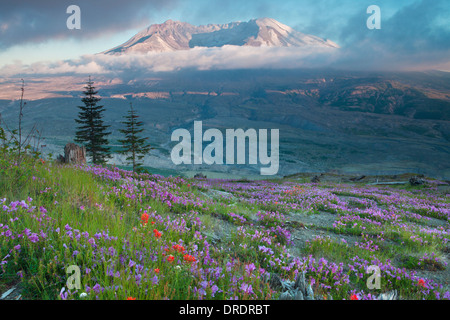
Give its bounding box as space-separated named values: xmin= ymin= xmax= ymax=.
xmin=0 ymin=156 xmax=449 ymax=300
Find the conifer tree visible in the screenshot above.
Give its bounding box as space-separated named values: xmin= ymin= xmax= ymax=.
xmin=118 ymin=103 xmax=151 ymax=172
xmin=74 ymin=77 xmax=111 ymax=164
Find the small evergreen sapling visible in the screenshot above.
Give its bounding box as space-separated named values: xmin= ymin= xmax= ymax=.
xmin=74 ymin=77 xmax=111 ymax=164
xmin=118 ymin=103 xmax=152 ymax=172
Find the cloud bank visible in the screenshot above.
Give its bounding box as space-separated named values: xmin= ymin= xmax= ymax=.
xmin=0 ymin=46 xmax=340 ymax=76
xmin=0 ymin=0 xmax=177 ymax=49
xmin=334 ymin=0 xmax=450 ymax=71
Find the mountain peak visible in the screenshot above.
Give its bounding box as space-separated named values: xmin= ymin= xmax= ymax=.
xmin=255 ymin=17 xmax=291 ymax=29
xmin=102 ymin=18 xmax=339 ymax=55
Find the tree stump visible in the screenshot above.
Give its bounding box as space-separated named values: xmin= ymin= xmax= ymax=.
xmin=409 ymin=176 xmax=425 ymax=186
xmin=63 ymin=143 xmax=86 ymax=165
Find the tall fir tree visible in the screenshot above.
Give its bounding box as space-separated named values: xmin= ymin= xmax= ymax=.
xmin=75 ymin=77 xmax=111 ymax=164
xmin=118 ymin=103 xmax=151 ymax=172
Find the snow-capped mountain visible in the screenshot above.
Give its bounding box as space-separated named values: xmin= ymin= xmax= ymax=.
xmin=102 ymin=18 xmax=339 ymax=54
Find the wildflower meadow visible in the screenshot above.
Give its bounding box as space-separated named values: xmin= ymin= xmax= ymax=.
xmin=0 ymin=155 xmax=449 ymax=301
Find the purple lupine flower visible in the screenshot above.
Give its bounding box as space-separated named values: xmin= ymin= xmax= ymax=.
xmin=108 ymin=246 xmax=116 ymax=256
xmin=211 ymin=285 xmax=219 ymax=297
xmin=240 ymin=283 xmax=253 ymax=295
xmin=243 ymin=264 xmax=256 ymax=277
xmin=92 ymin=283 xmax=101 ymax=294
xmin=107 ymin=268 xmax=114 ymax=277
xmin=28 ymin=233 xmax=39 ymax=243
xmin=60 ymin=287 xmax=68 ymax=300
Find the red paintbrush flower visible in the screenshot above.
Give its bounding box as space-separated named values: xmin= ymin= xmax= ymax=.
xmin=173 ymin=244 xmax=185 ymax=252
xmin=183 ymin=254 xmax=196 ymax=263
xmin=141 ymin=213 xmax=149 ymax=226
xmin=418 ymin=279 xmax=426 ymax=287
xmin=153 ymin=229 xmax=162 ymax=238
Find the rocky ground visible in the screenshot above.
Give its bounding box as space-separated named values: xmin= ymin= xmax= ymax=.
xmin=0 ymin=282 xmax=22 ymax=300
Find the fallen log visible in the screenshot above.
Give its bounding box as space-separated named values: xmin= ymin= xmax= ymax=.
xmin=349 ymin=175 xmax=366 ymax=182
xmin=367 ymin=181 xmax=409 ymax=185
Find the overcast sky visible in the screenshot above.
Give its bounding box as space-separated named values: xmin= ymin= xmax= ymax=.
xmin=0 ymin=0 xmax=449 ymax=71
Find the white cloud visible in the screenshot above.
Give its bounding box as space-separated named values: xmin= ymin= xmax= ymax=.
xmin=0 ymin=45 xmax=340 ymax=76
xmin=0 ymin=59 xmax=110 ymax=76
xmin=111 ymin=45 xmax=339 ymax=71
xmin=2 ymin=39 xmax=447 ymax=77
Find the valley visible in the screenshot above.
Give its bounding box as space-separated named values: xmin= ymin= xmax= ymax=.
xmin=1 ymin=69 xmax=449 ymax=179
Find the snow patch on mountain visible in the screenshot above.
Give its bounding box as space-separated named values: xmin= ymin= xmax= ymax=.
xmin=102 ymin=18 xmax=339 ymax=55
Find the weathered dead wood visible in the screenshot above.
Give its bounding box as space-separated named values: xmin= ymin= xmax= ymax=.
xmin=58 ymin=143 xmax=86 ymax=165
